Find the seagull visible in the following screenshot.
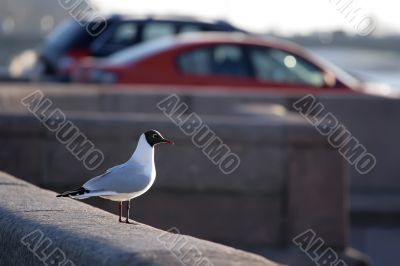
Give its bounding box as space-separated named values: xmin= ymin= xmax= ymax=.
xmin=57 ymin=130 xmax=174 ymax=224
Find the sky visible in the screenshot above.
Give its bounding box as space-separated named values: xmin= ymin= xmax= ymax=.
xmin=92 ymin=0 xmax=399 ymax=35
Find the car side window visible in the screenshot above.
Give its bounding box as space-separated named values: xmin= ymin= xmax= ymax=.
xmin=248 ymin=47 xmax=325 ymax=87
xmin=178 ymin=48 xmax=211 ymax=75
xmin=178 ymin=45 xmax=251 ymax=78
xmin=179 ymin=24 xmax=202 ymax=33
xmin=108 ymin=23 xmax=139 ymax=45
xmin=142 ymin=23 xmax=175 ymax=41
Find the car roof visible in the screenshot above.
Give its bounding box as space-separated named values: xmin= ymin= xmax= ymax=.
xmin=107 ymin=13 xmax=240 ymax=28
xmin=173 ymin=32 xmax=302 ymax=50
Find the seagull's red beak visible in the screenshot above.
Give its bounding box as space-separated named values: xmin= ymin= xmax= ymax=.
xmin=162 ymin=139 xmax=174 ymax=145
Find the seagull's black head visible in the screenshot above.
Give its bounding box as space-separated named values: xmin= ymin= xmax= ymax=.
xmin=144 ymin=130 xmax=174 ymax=147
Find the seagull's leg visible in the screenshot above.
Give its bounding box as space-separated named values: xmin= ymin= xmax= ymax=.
xmin=118 ymin=201 xmax=123 ymax=223
xmin=125 ymin=199 xmax=132 ymax=224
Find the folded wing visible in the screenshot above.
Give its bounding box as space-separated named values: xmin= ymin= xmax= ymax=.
xmin=83 ymin=162 xmax=150 ymax=194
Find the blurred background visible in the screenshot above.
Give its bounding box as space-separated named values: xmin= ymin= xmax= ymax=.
xmin=2 ymin=0 xmax=400 ymax=92
xmin=0 ymin=0 xmax=399 ymax=265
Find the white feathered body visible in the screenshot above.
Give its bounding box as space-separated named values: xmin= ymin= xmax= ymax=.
xmin=72 ymin=134 xmax=156 ymax=201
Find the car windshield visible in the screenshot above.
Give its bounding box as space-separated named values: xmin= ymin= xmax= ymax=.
xmin=44 ymin=20 xmax=99 ymax=50
xmin=248 ymin=47 xmax=326 ymax=87
xmin=106 ymin=37 xmax=176 ymax=65
xmin=304 ymin=48 xmax=361 ymax=87
xmin=45 ymin=21 xmax=82 ymax=47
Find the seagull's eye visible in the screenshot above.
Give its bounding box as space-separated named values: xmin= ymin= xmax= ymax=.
xmin=153 ymin=134 xmax=158 ymax=138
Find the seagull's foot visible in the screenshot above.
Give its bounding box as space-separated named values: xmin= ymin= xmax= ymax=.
xmin=125 ymin=219 xmax=138 ymax=225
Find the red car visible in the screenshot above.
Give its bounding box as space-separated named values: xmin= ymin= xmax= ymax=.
xmin=73 ymin=33 xmax=364 ymax=92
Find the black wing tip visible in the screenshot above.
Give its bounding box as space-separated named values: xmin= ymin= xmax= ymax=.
xmin=56 ymin=187 xmax=89 ymax=198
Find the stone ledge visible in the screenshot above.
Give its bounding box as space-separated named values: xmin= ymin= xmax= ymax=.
xmin=0 ymin=171 xmax=279 ymax=266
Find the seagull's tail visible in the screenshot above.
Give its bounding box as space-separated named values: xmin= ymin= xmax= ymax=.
xmin=56 ymin=187 xmax=91 ymax=199
xmin=57 ymin=187 xmax=116 ymax=199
